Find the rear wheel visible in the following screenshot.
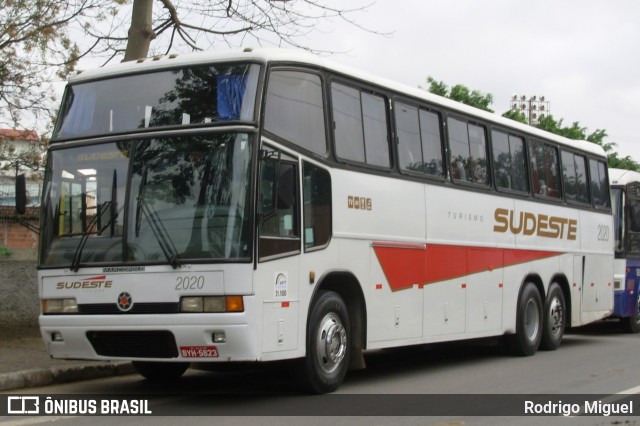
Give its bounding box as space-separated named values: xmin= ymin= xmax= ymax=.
xmin=621 ymin=294 xmax=640 ymax=333
xmin=540 ymin=283 xmax=566 ymax=350
xmin=506 ymin=282 xmax=542 ymax=356
xmin=132 ymin=361 xmax=189 ymax=382
xmin=298 ymin=290 xmax=351 ymax=394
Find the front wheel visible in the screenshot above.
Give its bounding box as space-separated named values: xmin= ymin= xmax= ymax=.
xmin=540 ymin=283 xmax=566 ymax=350
xmin=621 ymin=294 xmax=640 ymax=333
xmin=505 ymin=282 xmax=542 ymax=356
xmin=298 ymin=291 xmax=351 ymax=394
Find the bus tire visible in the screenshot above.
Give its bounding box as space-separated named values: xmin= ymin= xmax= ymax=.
xmin=132 ymin=361 xmax=189 ymax=382
xmin=506 ymin=282 xmax=542 ymax=356
xmin=540 ymin=283 xmax=566 ymax=350
xmin=298 ymin=290 xmax=351 ymax=394
xmin=621 ymin=294 xmax=640 ymax=333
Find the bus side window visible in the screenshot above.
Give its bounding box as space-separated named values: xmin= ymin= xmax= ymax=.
xmin=492 ymin=130 xmax=528 ymax=193
xmin=589 ymin=159 xmax=611 ymax=208
xmin=264 ymin=70 xmax=327 ymax=156
xmin=561 ymin=151 xmax=590 ymax=204
xmin=395 ymin=102 xmax=444 ymax=177
xmin=332 ymin=83 xmax=391 ymax=168
xmin=530 ymin=140 xmax=561 ymax=200
xmin=447 ymin=117 xmax=489 ymax=186
xmin=303 ymin=163 xmax=332 ymax=250
xmin=259 ymin=148 xmax=301 ymax=261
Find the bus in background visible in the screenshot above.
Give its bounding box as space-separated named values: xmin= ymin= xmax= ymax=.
xmin=610 ymin=168 xmax=640 ymax=332
xmin=28 ymin=48 xmax=614 ymax=393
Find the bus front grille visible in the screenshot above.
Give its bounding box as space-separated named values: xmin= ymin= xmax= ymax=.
xmin=86 ymin=330 xmax=179 ymax=358
xmin=78 ymin=303 xmax=180 ymax=314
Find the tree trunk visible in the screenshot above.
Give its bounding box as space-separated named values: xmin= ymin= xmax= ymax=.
xmin=123 ymin=0 xmax=156 ymax=62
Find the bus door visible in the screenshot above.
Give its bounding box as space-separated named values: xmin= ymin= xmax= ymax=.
xmin=623 ymin=184 xmax=640 ymax=317
xmin=256 ymin=145 xmax=301 ymax=355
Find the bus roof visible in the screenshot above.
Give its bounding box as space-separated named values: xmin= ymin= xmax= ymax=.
xmin=610 ymin=168 xmax=640 ymax=186
xmin=70 ymin=48 xmax=606 ymax=158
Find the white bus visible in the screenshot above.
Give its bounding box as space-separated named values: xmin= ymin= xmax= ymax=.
xmin=34 ymin=48 xmax=613 ymax=393
xmin=609 ymin=168 xmax=640 ymax=332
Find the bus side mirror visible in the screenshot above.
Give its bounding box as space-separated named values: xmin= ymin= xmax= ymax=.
xmin=15 ymin=174 xmax=27 ymax=215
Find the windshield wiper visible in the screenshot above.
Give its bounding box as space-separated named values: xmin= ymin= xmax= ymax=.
xmin=135 ymin=168 xmax=181 ymax=269
xmin=70 ymin=202 xmax=112 ymax=272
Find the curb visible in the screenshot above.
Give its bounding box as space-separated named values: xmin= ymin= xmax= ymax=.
xmin=0 ymin=362 xmax=135 ymax=391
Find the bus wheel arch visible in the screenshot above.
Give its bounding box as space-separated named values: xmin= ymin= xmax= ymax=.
xmin=313 ymin=271 xmax=367 ymax=371
xmin=621 ymin=293 xmax=640 ymax=333
xmin=297 ymin=271 xmax=366 ymax=393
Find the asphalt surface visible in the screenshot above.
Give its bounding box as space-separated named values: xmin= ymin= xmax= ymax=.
xmin=0 ymin=328 xmax=133 ymax=391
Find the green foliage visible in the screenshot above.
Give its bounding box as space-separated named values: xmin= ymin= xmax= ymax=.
xmin=424 ymin=75 xmax=640 ymax=172
xmin=534 ymin=114 xmax=640 ymax=172
xmin=501 ymin=109 xmax=528 ymax=124
xmin=0 ymin=137 xmax=45 ymax=177
xmin=0 ymin=247 xmax=12 ymax=257
xmin=425 ymin=77 xmax=448 ymax=97
xmin=1 ymin=0 xmax=124 ymax=129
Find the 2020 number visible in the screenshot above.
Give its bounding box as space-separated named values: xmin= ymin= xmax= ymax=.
xmin=175 ymin=275 xmax=205 ymax=290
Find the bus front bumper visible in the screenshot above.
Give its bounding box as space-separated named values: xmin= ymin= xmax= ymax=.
xmin=39 ymin=311 xmax=259 ymax=363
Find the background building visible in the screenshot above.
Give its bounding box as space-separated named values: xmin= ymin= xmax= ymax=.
xmin=0 ymin=129 xmax=43 ymax=256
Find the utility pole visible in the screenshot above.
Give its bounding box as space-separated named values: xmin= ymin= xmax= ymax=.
xmin=510 ymin=95 xmax=550 ymax=126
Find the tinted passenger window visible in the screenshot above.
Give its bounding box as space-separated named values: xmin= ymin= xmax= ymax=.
xmin=362 ymin=93 xmax=389 ymax=167
xmin=589 ymin=159 xmax=611 ymax=208
xmin=561 ymin=151 xmax=590 ymax=204
xmin=258 ymin=147 xmax=301 ymax=261
xmin=264 ymin=70 xmax=326 ymax=156
xmin=447 ymin=117 xmax=488 ymax=185
xmin=303 ymin=163 xmax=332 ymax=250
xmin=529 ymin=140 xmax=561 ymax=200
xmin=395 ymin=102 xmax=444 ymax=177
xmin=492 ymin=130 xmax=528 ymax=192
xmin=332 ymin=83 xmax=390 ymax=167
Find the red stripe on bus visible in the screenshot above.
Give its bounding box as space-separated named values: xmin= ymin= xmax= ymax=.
xmin=372 ymin=243 xmax=559 ymax=292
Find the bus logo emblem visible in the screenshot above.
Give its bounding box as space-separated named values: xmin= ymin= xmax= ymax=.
xmin=117 ymin=292 xmax=133 ymax=312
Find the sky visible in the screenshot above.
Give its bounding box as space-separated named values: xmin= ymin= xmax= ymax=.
xmin=73 ymin=0 xmax=640 ymax=160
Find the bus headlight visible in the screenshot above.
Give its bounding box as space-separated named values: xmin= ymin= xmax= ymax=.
xmin=180 ymin=296 xmax=244 ymax=313
xmin=42 ymin=298 xmax=78 ymax=314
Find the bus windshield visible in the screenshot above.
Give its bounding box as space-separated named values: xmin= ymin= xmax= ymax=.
xmin=40 ymin=133 xmax=253 ymax=268
xmin=55 ymin=63 xmax=260 ymax=140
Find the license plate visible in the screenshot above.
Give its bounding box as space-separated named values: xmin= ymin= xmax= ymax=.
xmin=180 ymin=346 xmax=219 ymax=358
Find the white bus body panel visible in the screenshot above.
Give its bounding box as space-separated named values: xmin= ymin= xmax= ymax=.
xmin=330 ymin=168 xmax=613 ymax=350
xmin=39 ymin=264 xmax=264 ymax=362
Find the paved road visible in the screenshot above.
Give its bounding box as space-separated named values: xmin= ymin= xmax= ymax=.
xmin=2 ymin=320 xmax=639 ymax=425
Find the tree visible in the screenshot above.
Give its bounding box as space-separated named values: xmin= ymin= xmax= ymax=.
xmin=0 ymin=130 xmax=44 ymax=177
xmin=0 ymin=0 xmax=125 ymax=130
xmin=536 ymin=115 xmax=640 ymax=171
xmin=501 ymin=109 xmax=527 ymax=124
xmin=2 ymin=0 xmax=381 ymax=130
xmin=423 ymin=76 xmax=639 ymax=171
xmin=122 ymin=0 xmax=382 ymax=61
xmin=424 ymin=76 xmax=494 ymax=112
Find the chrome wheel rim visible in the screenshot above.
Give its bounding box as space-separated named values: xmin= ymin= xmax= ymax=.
xmin=548 ymin=296 xmax=564 ymax=337
xmin=315 ymin=312 xmax=347 ymax=374
xmin=524 ymin=298 xmax=540 ymax=341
